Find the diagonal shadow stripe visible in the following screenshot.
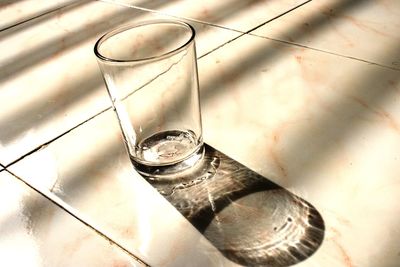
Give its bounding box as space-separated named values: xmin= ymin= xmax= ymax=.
xmin=0 ymin=70 xmax=106 ymax=145
xmin=112 ymin=0 xmax=310 ymax=34
xmin=0 ymin=0 xmax=175 ymax=83
xmin=0 ymin=0 xmax=92 ymax=34
xmin=0 ymin=0 xmax=89 ymax=32
xmin=0 ymin=0 xmax=26 ymax=7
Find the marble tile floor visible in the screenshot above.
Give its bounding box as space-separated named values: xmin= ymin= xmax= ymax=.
xmin=1 ymin=0 xmax=400 ymax=266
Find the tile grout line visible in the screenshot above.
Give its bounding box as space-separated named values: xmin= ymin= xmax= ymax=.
xmin=242 ymin=0 xmax=313 ymax=35
xmin=98 ymin=0 xmax=312 ymax=35
xmin=0 ymin=0 xmax=91 ymax=32
xmin=198 ymin=33 xmax=245 ymax=60
xmin=248 ymin=33 xmax=400 ymax=72
xmin=199 ymin=0 xmax=313 ymax=59
xmin=4 ymin=106 xmax=112 ymax=168
xmin=97 ymin=0 xmax=244 ymax=34
xmin=5 ymin=168 xmax=152 ymax=267
xmin=241 ymin=0 xmax=400 ymax=72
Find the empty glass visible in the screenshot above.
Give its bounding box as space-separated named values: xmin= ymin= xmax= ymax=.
xmin=94 ymin=20 xmax=204 ymax=177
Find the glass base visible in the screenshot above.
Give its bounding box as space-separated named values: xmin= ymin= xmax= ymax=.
xmin=131 ymin=144 xmax=204 ymax=178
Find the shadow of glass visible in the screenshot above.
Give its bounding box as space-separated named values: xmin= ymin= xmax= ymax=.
xmin=147 ymin=144 xmax=325 ymax=266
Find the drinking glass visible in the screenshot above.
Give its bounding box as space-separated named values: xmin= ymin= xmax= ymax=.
xmin=94 ymin=20 xmax=204 ymax=177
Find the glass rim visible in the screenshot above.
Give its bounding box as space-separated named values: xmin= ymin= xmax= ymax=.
xmin=94 ymin=19 xmax=196 ymax=64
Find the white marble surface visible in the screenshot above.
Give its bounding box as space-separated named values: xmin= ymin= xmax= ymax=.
xmin=102 ymin=0 xmax=309 ymax=32
xmin=0 ymin=0 xmax=240 ymax=166
xmin=252 ymin=0 xmax=400 ymax=69
xmin=2 ymin=0 xmax=400 ymax=266
xmin=0 ymin=170 xmax=145 ymax=267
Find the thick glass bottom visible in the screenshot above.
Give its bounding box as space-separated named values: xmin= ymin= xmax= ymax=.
xmin=131 ymin=137 xmax=204 ymax=178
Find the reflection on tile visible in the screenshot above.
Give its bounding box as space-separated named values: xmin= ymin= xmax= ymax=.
xmin=0 ymin=1 xmax=239 ymax=165
xmin=0 ymin=171 xmax=145 ymax=267
xmin=9 ymin=110 xmax=234 ymax=267
xmin=0 ymin=0 xmax=82 ymax=30
xmin=252 ymin=0 xmax=400 ymax=69
xmin=104 ymin=0 xmax=310 ymax=32
xmin=196 ymin=33 xmax=400 ymax=266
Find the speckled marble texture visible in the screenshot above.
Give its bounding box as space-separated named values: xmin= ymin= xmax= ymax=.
xmin=0 ymin=0 xmax=84 ymax=30
xmin=1 ymin=0 xmax=400 ymax=266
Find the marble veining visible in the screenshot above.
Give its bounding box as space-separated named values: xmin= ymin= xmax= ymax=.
xmin=252 ymin=0 xmax=400 ymax=69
